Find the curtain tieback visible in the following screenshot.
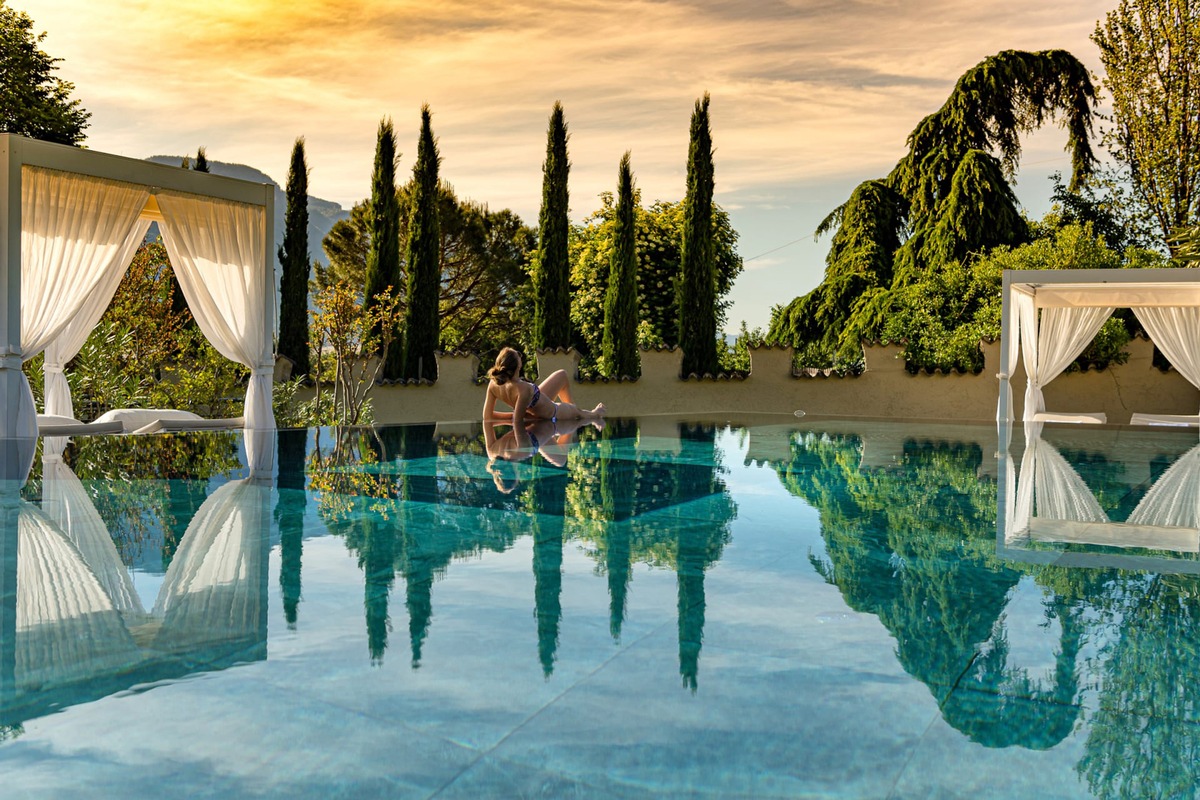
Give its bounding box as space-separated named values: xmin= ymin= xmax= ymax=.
xmin=44 ymin=363 xmax=65 ymax=375
xmin=0 ymin=347 xmax=21 ymax=370
xmin=251 ymin=366 xmax=274 ymax=377
xmin=996 ymin=372 xmax=1008 ymax=380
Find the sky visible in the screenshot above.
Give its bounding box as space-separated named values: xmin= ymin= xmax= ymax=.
xmin=20 ymin=0 xmax=1113 ymax=333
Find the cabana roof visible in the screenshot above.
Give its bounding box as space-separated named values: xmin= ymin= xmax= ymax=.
xmin=0 ymin=134 xmax=276 ymax=467
xmin=999 ymin=268 xmax=1200 ymax=425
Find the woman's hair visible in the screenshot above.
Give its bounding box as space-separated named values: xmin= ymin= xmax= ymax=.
xmin=488 ymin=347 xmax=521 ymax=385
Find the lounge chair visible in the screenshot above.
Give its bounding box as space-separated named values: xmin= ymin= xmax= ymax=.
xmin=91 ymin=408 xmax=242 ymax=435
xmin=36 ymin=414 xmax=124 ymax=437
xmin=1129 ymin=413 xmax=1200 ymax=427
xmin=1030 ymin=411 xmax=1107 ymax=424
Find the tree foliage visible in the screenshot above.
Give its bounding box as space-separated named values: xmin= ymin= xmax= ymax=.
xmin=320 ymin=185 xmax=535 ymax=358
xmin=1093 ymin=0 xmax=1200 ymax=250
xmin=0 ymin=2 xmax=88 ymax=144
xmin=534 ymin=102 xmax=572 ymax=351
xmin=769 ymin=49 xmax=1097 ymax=365
xmin=678 ymin=93 xmax=718 ymax=376
xmin=278 ymin=137 xmax=311 ymax=376
xmin=365 ymin=117 xmax=402 ymax=375
xmin=401 ymin=105 xmax=442 ymax=382
xmin=601 ymin=152 xmax=640 ymax=378
xmin=570 ymin=195 xmax=741 ymax=374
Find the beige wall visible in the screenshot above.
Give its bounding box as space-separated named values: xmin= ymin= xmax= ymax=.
xmin=297 ymin=336 xmax=1199 ymax=425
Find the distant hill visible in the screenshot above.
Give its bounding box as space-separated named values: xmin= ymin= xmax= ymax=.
xmin=145 ymin=156 xmax=349 ymax=269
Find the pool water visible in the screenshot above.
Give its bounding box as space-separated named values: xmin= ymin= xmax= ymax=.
xmin=2 ymin=416 xmax=1200 ymax=798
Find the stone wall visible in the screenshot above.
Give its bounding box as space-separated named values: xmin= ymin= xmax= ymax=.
xmin=298 ymin=335 xmax=1199 ymax=425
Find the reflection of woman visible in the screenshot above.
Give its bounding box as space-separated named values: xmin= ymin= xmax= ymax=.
xmin=484 ymin=416 xmax=602 ymax=492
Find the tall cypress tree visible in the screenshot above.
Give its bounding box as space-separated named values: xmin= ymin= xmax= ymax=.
xmin=534 ymin=102 xmax=571 ymax=351
xmin=678 ymin=93 xmax=717 ymax=376
xmin=400 ymin=105 xmax=441 ymax=382
xmin=193 ymin=146 xmax=210 ymax=173
xmin=365 ymin=117 xmax=402 ymax=378
xmin=602 ymin=152 xmax=640 ymax=378
xmin=277 ymin=137 xmax=311 ymax=376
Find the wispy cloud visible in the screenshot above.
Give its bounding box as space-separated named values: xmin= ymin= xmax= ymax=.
xmin=20 ymin=0 xmax=1108 ymax=328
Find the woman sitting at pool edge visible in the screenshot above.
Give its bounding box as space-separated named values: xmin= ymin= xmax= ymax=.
xmin=482 ymin=347 xmax=605 ymax=423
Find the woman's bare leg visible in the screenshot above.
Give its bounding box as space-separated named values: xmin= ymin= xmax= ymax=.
xmin=538 ymin=369 xmax=573 ymax=404
xmin=551 ymin=401 xmax=606 ymax=420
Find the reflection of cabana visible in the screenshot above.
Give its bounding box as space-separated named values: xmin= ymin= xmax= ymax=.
xmin=998 ymin=268 xmax=1200 ymax=425
xmin=0 ymin=440 xmax=271 ymax=726
xmin=998 ymin=427 xmax=1200 ymax=574
xmin=0 ymin=133 xmax=276 ymax=448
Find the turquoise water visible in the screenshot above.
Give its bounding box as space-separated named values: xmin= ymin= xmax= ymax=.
xmin=2 ymin=416 xmax=1200 ymax=798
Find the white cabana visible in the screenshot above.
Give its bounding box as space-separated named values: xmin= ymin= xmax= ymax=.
xmin=0 ymin=133 xmax=276 ymax=449
xmin=998 ymin=268 xmax=1200 ymax=424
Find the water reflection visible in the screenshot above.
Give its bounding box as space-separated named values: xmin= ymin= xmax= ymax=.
xmin=1 ymin=434 xmax=268 ymax=736
xmin=10 ymin=418 xmax=1200 ymax=798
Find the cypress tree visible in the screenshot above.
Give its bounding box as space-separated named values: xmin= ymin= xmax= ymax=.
xmin=277 ymin=137 xmax=311 ymax=376
xmin=534 ymin=102 xmax=571 ymax=350
xmin=193 ymin=146 xmax=209 ymax=172
xmin=365 ymin=117 xmax=402 ymax=378
xmin=602 ymin=152 xmax=640 ymax=378
xmin=400 ymin=105 xmax=441 ymax=382
xmin=678 ymin=93 xmax=718 ymax=376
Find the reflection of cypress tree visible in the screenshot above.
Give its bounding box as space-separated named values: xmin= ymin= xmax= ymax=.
xmin=531 ymin=476 xmax=565 ymax=677
xmin=600 ymin=420 xmax=638 ymax=638
xmin=677 ymin=523 xmax=707 ymax=692
xmin=362 ymin=513 xmax=396 ymax=665
xmin=404 ymin=540 xmax=434 ymax=669
xmin=1078 ymin=575 xmax=1200 ymax=799
xmin=275 ymin=430 xmax=308 ymax=628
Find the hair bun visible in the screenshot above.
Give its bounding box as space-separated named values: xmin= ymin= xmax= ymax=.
xmin=488 ymin=364 xmax=510 ymax=384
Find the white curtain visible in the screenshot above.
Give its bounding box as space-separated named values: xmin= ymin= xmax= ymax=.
xmin=41 ymin=438 xmax=143 ymax=614
xmin=42 ymin=220 xmax=152 ymax=418
xmin=1014 ymin=426 xmax=1108 ymax=537
xmin=1127 ymin=443 xmax=1200 ymax=530
xmin=1 ymin=167 xmax=150 ymax=438
xmin=156 ymin=191 xmax=275 ymax=430
xmin=998 ymin=293 xmax=1033 ymax=422
xmin=1022 ymin=305 xmax=1114 ymax=421
xmin=1134 ymin=307 xmax=1200 ymax=407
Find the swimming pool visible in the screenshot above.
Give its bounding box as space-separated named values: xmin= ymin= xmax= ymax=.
xmin=2 ymin=416 xmax=1198 ymax=797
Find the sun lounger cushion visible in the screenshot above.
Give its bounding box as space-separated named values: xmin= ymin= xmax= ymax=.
xmin=1031 ymin=411 xmax=1107 ymax=424
xmin=93 ymin=408 xmax=204 ymax=433
xmin=36 ymin=414 xmax=125 ymax=436
xmin=1129 ymin=413 xmax=1200 ymax=427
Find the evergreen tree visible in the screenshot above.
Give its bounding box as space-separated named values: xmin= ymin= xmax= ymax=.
xmin=1093 ymin=0 xmax=1200 ymax=250
xmin=400 ymin=105 xmax=441 ymax=382
xmin=277 ymin=137 xmax=311 ymax=376
xmin=769 ymin=50 xmax=1097 ymax=365
xmin=678 ymin=93 xmax=718 ymax=376
xmin=0 ymin=3 xmax=89 ymax=144
xmin=365 ymin=117 xmax=402 ymax=377
xmin=193 ymin=146 xmax=209 ymax=173
xmin=534 ymin=102 xmax=572 ymax=351
xmin=601 ymin=152 xmax=640 ymax=378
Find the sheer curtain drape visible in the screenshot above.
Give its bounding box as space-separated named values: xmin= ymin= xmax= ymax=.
xmin=42 ymin=220 xmax=152 ymax=418
xmin=1014 ymin=427 xmax=1108 ymax=537
xmin=1 ymin=167 xmax=150 ymax=437
xmin=1134 ymin=308 xmax=1200 ymax=411
xmin=998 ymin=293 xmax=1034 ymax=422
xmin=1127 ymin=443 xmax=1200 ymax=529
xmin=1021 ymin=305 xmax=1113 ymax=421
xmin=156 ymin=191 xmax=275 ymax=429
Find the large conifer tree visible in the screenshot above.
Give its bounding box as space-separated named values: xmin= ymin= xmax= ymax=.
xmin=0 ymin=3 xmax=89 ymax=144
xmin=400 ymin=105 xmax=441 ymax=382
xmin=366 ymin=117 xmax=402 ymax=378
xmin=602 ymin=152 xmax=640 ymax=378
xmin=534 ymin=102 xmax=572 ymax=351
xmin=277 ymin=137 xmax=311 ymax=376
xmin=769 ymin=50 xmax=1096 ymax=364
xmin=678 ymin=93 xmax=718 ymax=376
